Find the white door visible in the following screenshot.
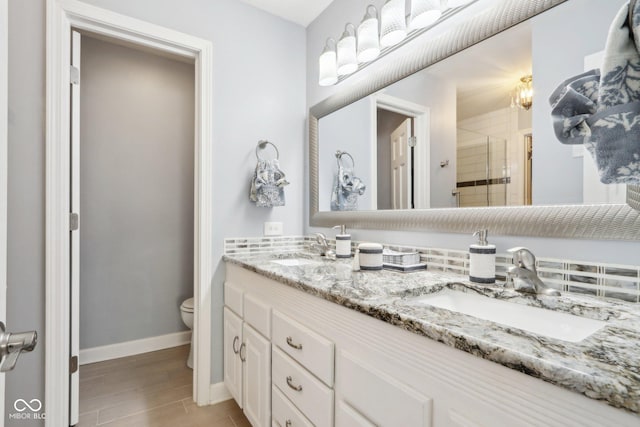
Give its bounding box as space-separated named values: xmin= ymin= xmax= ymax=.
xmin=390 ymin=118 xmax=412 ymax=209
xmin=0 ymin=0 xmax=7 ymax=422
xmin=223 ymin=307 xmax=244 ymax=407
xmin=242 ymin=323 xmax=271 ymax=427
xmin=69 ymin=30 xmax=82 ymax=426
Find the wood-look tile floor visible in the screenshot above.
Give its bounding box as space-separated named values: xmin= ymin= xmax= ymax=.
xmin=78 ymin=345 xmax=250 ymax=427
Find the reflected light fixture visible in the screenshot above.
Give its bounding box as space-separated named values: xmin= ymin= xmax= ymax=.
xmin=445 ymin=0 xmax=474 ymax=9
xmin=337 ymin=23 xmax=358 ymax=76
xmin=410 ymin=0 xmax=443 ymax=30
xmin=357 ymin=4 xmax=380 ymax=63
xmin=318 ymin=38 xmax=338 ymax=86
xmin=380 ymin=0 xmax=407 ymax=48
xmin=513 ymin=75 xmax=533 ymax=110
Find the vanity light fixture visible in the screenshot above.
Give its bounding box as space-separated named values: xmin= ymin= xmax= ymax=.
xmin=409 ymin=0 xmax=443 ymax=30
xmin=380 ymin=0 xmax=407 ymax=48
xmin=319 ymin=38 xmax=338 ymax=86
xmin=357 ymin=5 xmax=381 ymax=62
xmin=337 ymin=24 xmax=358 ymax=76
xmin=513 ymin=75 xmax=533 ymax=110
xmin=319 ymin=0 xmax=479 ymax=86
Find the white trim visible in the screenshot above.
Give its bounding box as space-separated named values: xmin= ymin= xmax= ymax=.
xmin=79 ymin=331 xmax=192 ymax=365
xmin=46 ymin=1 xmax=214 ymax=424
xmin=0 ymin=0 xmax=8 ymax=424
xmin=209 ymin=382 xmax=233 ymax=405
xmin=375 ymin=94 xmax=430 ymax=209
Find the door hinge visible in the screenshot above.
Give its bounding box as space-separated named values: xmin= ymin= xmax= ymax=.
xmin=408 ymin=136 xmax=417 ymax=147
xmin=70 ymin=65 xmax=80 ymax=85
xmin=70 ymin=355 xmax=78 ymax=374
xmin=69 ymin=213 xmax=79 ymax=231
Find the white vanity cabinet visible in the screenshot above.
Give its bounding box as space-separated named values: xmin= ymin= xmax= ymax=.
xmin=224 ymin=263 xmax=639 ymax=427
xmin=224 ymin=282 xmax=272 ymax=427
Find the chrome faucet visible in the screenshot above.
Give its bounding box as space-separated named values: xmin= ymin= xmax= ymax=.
xmin=506 ymin=247 xmax=560 ymax=296
xmin=311 ymin=233 xmax=336 ymax=259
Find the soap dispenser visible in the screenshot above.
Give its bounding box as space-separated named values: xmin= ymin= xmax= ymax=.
xmin=333 ymin=225 xmax=352 ymax=258
xmin=469 ymin=229 xmax=496 ymax=284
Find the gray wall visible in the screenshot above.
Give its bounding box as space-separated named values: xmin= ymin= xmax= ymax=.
xmin=7 ymin=0 xmax=305 ymax=423
xmin=531 ymin=0 xmax=627 ymax=204
xmin=306 ymin=0 xmax=640 ymax=265
xmin=318 ymin=96 xmax=374 ymax=210
xmin=79 ymin=36 xmax=194 ymax=349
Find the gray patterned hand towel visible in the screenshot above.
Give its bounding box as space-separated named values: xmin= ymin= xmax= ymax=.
xmin=249 ymin=159 xmax=289 ymax=207
xmin=550 ymin=0 xmax=640 ymax=184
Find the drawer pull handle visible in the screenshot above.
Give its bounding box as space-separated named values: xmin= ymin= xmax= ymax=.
xmin=286 ymin=376 xmax=302 ymax=392
xmin=232 ymin=336 xmax=240 ymax=354
xmin=239 ymin=343 xmax=246 ymax=362
xmin=286 ymin=421 xmax=292 ymax=427
xmin=286 ymin=336 xmax=303 ymax=350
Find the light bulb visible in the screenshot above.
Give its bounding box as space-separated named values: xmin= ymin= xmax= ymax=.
xmin=318 ymin=38 xmax=338 ymax=86
xmin=380 ymin=0 xmax=407 ymax=48
xmin=357 ymin=5 xmax=380 ymax=63
xmin=409 ymin=0 xmax=442 ymax=30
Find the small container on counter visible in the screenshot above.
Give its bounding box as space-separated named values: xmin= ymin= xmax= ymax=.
xmin=333 ymin=224 xmax=352 ymax=258
xmin=358 ymin=243 xmax=383 ymax=271
xmin=469 ymin=229 xmax=496 ymax=284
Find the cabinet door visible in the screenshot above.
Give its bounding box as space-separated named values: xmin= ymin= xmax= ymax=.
xmin=243 ymin=323 xmax=271 ymax=427
xmin=337 ymin=351 xmax=432 ymax=427
xmin=224 ymin=307 xmax=243 ymax=407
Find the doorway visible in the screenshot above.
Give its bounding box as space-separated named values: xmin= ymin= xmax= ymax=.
xmin=46 ymin=2 xmax=214 ymax=424
xmin=72 ymin=32 xmax=196 ymax=424
xmin=377 ymin=110 xmax=414 ymax=209
xmin=373 ymin=94 xmax=430 ymax=210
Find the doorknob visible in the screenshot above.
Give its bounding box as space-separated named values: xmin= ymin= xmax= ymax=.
xmin=0 ymin=322 xmax=37 ymax=372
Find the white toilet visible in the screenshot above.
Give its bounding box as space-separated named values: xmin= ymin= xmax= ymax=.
xmin=180 ymin=297 xmax=195 ymax=369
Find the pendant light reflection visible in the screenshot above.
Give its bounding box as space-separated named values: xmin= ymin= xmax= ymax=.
xmin=337 ymin=24 xmax=358 ymax=76
xmin=410 ymin=0 xmax=443 ymax=30
xmin=380 ymin=0 xmax=407 ymax=48
xmin=357 ymin=5 xmax=380 ymax=63
xmin=318 ymin=38 xmax=338 ymax=87
xmin=513 ymin=75 xmax=533 ymax=110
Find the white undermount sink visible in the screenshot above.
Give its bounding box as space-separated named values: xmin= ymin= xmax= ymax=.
xmin=411 ymin=290 xmax=605 ymax=342
xmin=270 ymin=258 xmax=318 ymax=267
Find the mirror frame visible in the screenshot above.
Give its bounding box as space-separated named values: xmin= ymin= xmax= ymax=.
xmin=309 ymin=0 xmax=640 ymax=240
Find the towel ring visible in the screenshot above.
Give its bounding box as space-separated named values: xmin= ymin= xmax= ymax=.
xmin=335 ymin=150 xmax=355 ymax=169
xmin=256 ymin=140 xmax=279 ymax=161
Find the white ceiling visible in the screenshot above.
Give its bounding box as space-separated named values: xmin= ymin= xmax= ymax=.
xmin=238 ymin=0 xmax=334 ymax=27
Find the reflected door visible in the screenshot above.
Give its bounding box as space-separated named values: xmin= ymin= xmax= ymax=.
xmin=390 ymin=119 xmax=412 ymax=209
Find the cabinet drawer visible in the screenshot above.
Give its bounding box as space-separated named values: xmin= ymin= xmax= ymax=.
xmin=337 ymin=351 xmax=432 ymax=427
xmin=272 ymin=310 xmax=334 ymax=386
xmin=244 ymin=293 xmax=271 ymax=339
xmin=335 ymin=400 xmax=376 ymax=427
xmin=272 ymin=385 xmax=314 ymax=427
xmin=272 ymin=347 xmax=334 ymax=427
xmin=224 ymin=282 xmax=243 ymax=316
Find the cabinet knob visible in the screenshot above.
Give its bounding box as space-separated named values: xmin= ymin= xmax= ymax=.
xmin=285 ymin=420 xmax=292 ymax=427
xmin=286 ymin=375 xmax=303 ymax=392
xmin=232 ymin=336 xmax=240 ymax=354
xmin=286 ymin=336 xmax=303 ymax=350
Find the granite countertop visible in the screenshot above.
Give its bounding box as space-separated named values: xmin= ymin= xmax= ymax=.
xmin=223 ymin=251 xmax=640 ymax=415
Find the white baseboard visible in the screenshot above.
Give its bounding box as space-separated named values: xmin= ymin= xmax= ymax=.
xmin=210 ymin=382 xmax=232 ymax=405
xmin=79 ymin=331 xmax=191 ymax=365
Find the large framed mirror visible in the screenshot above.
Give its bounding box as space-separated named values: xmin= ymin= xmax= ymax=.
xmin=310 ymin=0 xmax=640 ymax=240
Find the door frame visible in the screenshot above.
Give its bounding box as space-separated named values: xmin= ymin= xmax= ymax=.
xmin=0 ymin=0 xmax=8 ymax=424
xmin=373 ymin=94 xmax=430 ymax=209
xmin=46 ymin=0 xmax=214 ymax=424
